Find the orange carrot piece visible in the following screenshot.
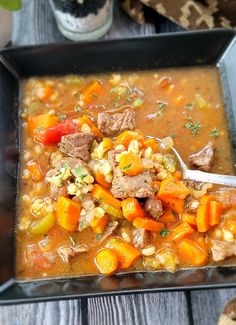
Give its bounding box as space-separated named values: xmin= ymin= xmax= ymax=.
xmin=56 ymin=196 xmax=81 ymax=232
xmin=121 ymin=197 xmax=145 ymax=222
xmin=159 ymin=210 xmax=176 ymax=224
xmin=95 ymin=248 xmax=118 ymax=275
xmin=159 ymin=77 xmax=172 ymax=89
xmin=173 ymin=171 xmax=183 ymax=181
xmin=27 ymin=160 xmax=43 ymax=181
xmin=196 ymin=195 xmax=215 ymax=232
xmin=181 ymin=213 xmax=197 ymax=226
xmin=102 ymin=137 xmax=114 ymax=151
xmin=28 ymin=114 xmax=58 ymax=137
xmin=133 ymin=217 xmax=164 ymax=232
xmin=36 ymin=84 xmax=54 ymax=102
xmin=82 ymin=80 xmax=104 ymax=104
xmin=119 ymin=152 xmax=143 ymax=176
xmin=171 ymin=222 xmax=194 ymax=242
xmin=144 ymin=138 xmax=159 ymax=153
xmin=177 ymin=238 xmax=208 ymax=267
xmin=159 ymin=196 xmax=184 ymax=214
xmin=225 ymin=219 xmax=236 ymax=235
xmin=115 ymin=130 xmax=144 ymax=149
xmin=94 ymin=172 xmax=111 ymax=189
xmin=78 ymin=115 xmax=103 ymax=138
xmin=92 ymin=184 xmax=121 ymax=210
xmin=209 ymin=200 xmax=223 ymax=226
xmin=106 ymin=238 xmax=141 ymax=269
xmin=91 ymin=215 xmax=109 ymax=234
xmin=158 ymin=178 xmax=190 ymax=200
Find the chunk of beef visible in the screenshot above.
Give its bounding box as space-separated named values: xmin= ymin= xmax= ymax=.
xmin=215 ymin=188 xmax=236 ymax=209
xmin=59 ymin=132 xmax=95 ymax=162
xmin=133 ymin=228 xmax=150 ymax=249
xmin=58 ymin=244 xmax=88 ymax=263
xmin=144 ymin=197 xmax=163 ymax=220
xmin=99 ymin=221 xmax=119 ymax=243
xmin=189 ymin=142 xmax=215 ymax=172
xmin=97 ymin=109 xmax=135 ymax=137
xmin=111 ymin=171 xmax=154 ymax=199
xmin=211 ymin=240 xmax=236 ymax=262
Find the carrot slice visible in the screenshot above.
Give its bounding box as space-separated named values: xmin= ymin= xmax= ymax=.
xmin=159 ymin=196 xmax=184 ymax=214
xmin=36 ymin=84 xmax=54 ymax=102
xmin=158 ymin=178 xmax=190 ymax=199
xmin=27 ymin=160 xmax=43 ymax=181
xmin=106 ymin=238 xmax=141 ymax=269
xmin=119 ymin=152 xmax=143 ymax=176
xmin=95 ymin=248 xmax=118 ymax=275
xmin=133 ymin=217 xmax=164 ymax=232
xmin=28 ymin=114 xmax=59 ymax=137
xmin=209 ymin=200 xmax=223 ymax=226
xmin=82 ymin=80 xmax=104 ymax=104
xmin=56 ymin=196 xmax=81 ymax=232
xmin=78 ymin=115 xmax=103 ymax=138
xmin=144 ymin=138 xmax=159 ymax=153
xmin=94 ymin=172 xmax=111 ymax=189
xmin=177 ymin=238 xmax=208 ymax=267
xmin=92 ymin=184 xmax=121 ymax=210
xmin=115 ymin=130 xmax=144 ymax=149
xmin=171 ymin=222 xmax=194 ymax=242
xmin=121 ymin=197 xmax=145 ymax=222
xmin=196 ymin=195 xmax=215 ymax=232
xmin=159 ymin=210 xmax=176 ymax=224
xmin=91 ymin=215 xmax=109 ymax=234
xmin=181 ymin=213 xmax=197 ymax=226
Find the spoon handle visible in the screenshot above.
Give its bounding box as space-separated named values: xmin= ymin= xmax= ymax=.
xmin=183 ymin=169 xmax=236 ymax=187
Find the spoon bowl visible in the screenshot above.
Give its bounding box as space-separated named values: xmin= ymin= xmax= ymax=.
xmin=146 ymin=136 xmax=236 ymax=187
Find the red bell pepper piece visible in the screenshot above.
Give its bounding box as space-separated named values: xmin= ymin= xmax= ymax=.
xmin=40 ymin=119 xmax=77 ymax=145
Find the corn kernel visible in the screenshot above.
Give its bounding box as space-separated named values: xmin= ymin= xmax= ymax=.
xmin=81 ymin=123 xmax=92 ymax=133
xmin=128 ymin=140 xmax=139 ymax=154
xmin=83 ymin=174 xmax=94 ymax=184
xmin=156 ymin=169 xmax=168 ymax=180
xmin=141 ymin=246 xmax=156 ymax=256
xmin=67 ymin=183 xmax=78 ymax=195
xmin=223 ymin=228 xmax=234 ymax=242
xmin=152 ymin=153 xmax=163 ymax=163
xmin=94 ymin=207 xmax=105 ymax=219
xmin=142 ymin=158 xmax=153 ymax=169
xmin=144 ymin=147 xmax=153 ymax=159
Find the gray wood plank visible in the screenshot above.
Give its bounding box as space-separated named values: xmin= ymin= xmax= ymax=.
xmin=191 ymin=289 xmax=236 ymax=325
xmin=0 ymin=300 xmax=83 ymax=325
xmin=88 ymin=292 xmax=190 ymax=325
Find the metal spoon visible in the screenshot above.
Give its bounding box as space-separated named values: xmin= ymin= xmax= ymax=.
xmin=146 ymin=136 xmax=236 ymax=187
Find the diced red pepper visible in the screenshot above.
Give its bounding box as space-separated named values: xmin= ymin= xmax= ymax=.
xmin=40 ymin=119 xmax=77 ymax=145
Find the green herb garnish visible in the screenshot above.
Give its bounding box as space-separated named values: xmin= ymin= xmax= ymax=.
xmin=160 ymin=228 xmax=170 ymax=237
xmin=81 ymin=174 xmax=88 ymax=179
xmin=37 ymin=127 xmax=43 ymax=133
xmin=74 ymin=106 xmax=81 ymax=112
xmin=96 ymin=233 xmax=102 ymax=240
xmin=69 ymin=235 xmax=76 ymax=246
xmin=157 ymin=101 xmax=167 ymax=111
xmin=123 ymin=164 xmax=132 ymax=171
xmin=169 ymin=133 xmax=176 ymax=139
xmin=186 ymin=102 xmax=195 ymax=110
xmin=58 ymin=114 xmax=67 ymax=120
xmin=153 ymin=187 xmax=158 ymax=193
xmin=98 ymin=198 xmax=104 ymax=203
xmin=133 ymin=99 xmax=144 ymax=107
xmin=210 ymin=127 xmax=220 ymax=138
xmin=184 ymin=121 xmax=201 ymax=136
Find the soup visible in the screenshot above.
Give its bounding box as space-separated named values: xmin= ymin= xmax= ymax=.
xmin=16 ymin=67 xmax=236 ymax=279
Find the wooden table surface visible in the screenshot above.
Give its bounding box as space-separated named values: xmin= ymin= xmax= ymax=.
xmin=1 ymin=1 xmax=236 ymax=324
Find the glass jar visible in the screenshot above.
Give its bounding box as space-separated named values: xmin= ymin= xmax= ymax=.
xmin=49 ymin=0 xmax=114 ymax=41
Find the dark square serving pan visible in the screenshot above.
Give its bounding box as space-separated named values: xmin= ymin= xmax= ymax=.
xmin=0 ymin=29 xmax=236 ymax=305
